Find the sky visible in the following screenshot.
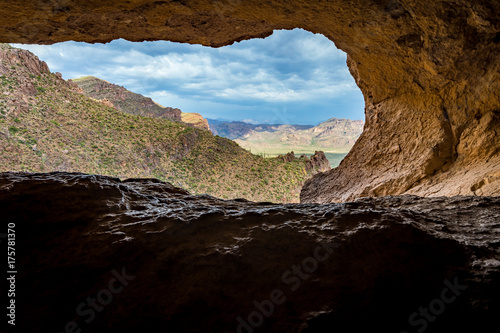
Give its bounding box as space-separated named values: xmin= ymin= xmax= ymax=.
xmin=13 ymin=29 xmax=365 ymax=125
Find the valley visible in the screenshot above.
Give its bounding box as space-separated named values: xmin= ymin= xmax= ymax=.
xmin=209 ymin=118 xmax=364 ymax=167
xmin=0 ymin=44 xmax=331 ymax=203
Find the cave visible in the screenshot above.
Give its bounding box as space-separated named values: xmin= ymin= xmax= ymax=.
xmin=2 ymin=0 xmax=500 ymax=202
xmin=1 ymin=1 xmax=499 ymax=332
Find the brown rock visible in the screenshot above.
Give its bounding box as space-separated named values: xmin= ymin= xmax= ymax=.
xmin=278 ymin=151 xmax=330 ymax=173
xmin=276 ymin=151 xmax=296 ymax=163
xmin=1 ymin=1 xmax=498 ymax=201
xmin=66 ymin=79 xmax=85 ymax=94
xmin=0 ymin=44 xmax=49 ymax=76
xmin=181 ymin=112 xmax=210 ymax=130
xmin=1 ymin=172 xmax=498 ymax=333
xmin=100 ymin=98 xmax=115 ymax=109
xmin=306 ymin=150 xmax=330 ymax=173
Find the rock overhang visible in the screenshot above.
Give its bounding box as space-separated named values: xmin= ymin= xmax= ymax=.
xmin=1 ymin=0 xmax=499 ymax=202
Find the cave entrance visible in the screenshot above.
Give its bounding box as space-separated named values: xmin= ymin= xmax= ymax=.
xmin=4 ymin=29 xmax=364 ymax=202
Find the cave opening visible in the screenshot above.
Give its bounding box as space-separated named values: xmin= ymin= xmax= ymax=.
xmin=1 ymin=2 xmax=500 ymax=332
xmin=2 ymin=29 xmax=365 ymax=203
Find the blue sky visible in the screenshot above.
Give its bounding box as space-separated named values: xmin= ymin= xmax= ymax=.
xmin=13 ymin=29 xmax=365 ymax=125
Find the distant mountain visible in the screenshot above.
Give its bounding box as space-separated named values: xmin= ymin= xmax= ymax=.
xmin=72 ymin=76 xmax=182 ymax=121
xmin=73 ymin=76 xmax=211 ymax=131
xmin=208 ymin=119 xmax=314 ymax=140
xmin=0 ymin=44 xmax=328 ymax=203
xmin=211 ymin=118 xmax=364 ymax=156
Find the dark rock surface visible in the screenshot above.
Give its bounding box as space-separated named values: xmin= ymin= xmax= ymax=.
xmin=1 ymin=172 xmax=499 ymax=332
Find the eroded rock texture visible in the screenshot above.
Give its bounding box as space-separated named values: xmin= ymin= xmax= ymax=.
xmin=1 ymin=172 xmax=499 ymax=332
xmin=1 ymin=0 xmax=499 ymax=202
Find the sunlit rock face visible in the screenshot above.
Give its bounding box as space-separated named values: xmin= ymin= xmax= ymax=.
xmin=1 ymin=0 xmax=499 ymax=202
xmin=1 ymin=172 xmax=499 ymax=332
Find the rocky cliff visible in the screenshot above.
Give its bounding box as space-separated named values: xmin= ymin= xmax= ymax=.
xmin=2 ymin=172 xmax=498 ymax=333
xmin=277 ymin=151 xmax=331 ymax=173
xmin=2 ymin=0 xmax=498 ymax=202
xmin=73 ymin=76 xmax=182 ymax=121
xmin=181 ymin=112 xmax=210 ymax=131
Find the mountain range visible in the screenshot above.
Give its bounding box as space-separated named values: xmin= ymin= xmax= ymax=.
xmin=209 ymin=118 xmax=364 ymax=166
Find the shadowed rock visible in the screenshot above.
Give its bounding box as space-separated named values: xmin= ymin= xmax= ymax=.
xmin=1 ymin=172 xmax=498 ymax=332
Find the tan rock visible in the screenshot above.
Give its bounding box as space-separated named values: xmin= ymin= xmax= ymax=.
xmin=100 ymin=98 xmax=115 ymax=109
xmin=181 ymin=112 xmax=210 ymax=130
xmin=0 ymin=1 xmax=498 ymax=202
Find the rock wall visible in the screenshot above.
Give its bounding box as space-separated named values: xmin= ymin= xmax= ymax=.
xmin=1 ymin=0 xmax=499 ymax=202
xmin=1 ymin=172 xmax=499 ymax=332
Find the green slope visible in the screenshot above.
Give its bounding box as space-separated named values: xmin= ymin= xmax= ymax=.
xmin=0 ymin=44 xmax=320 ymax=203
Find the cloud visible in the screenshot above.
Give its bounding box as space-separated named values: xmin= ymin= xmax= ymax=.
xmin=12 ymin=29 xmax=365 ymax=124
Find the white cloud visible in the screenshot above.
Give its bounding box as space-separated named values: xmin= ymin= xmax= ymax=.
xmin=12 ymin=29 xmax=365 ymax=124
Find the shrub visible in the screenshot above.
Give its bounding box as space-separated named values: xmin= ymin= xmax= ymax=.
xmin=8 ymin=126 xmax=19 ymax=134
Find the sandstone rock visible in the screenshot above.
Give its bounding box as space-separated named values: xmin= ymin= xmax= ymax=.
xmin=306 ymin=150 xmax=330 ymax=173
xmin=1 ymin=1 xmax=499 ymax=202
xmin=0 ymin=172 xmax=498 ymax=333
xmin=181 ymin=112 xmax=210 ymax=130
xmin=100 ymin=98 xmax=115 ymax=109
xmin=277 ymin=151 xmax=296 ymax=163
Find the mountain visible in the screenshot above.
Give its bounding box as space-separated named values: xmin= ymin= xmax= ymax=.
xmin=210 ymin=118 xmax=364 ymax=167
xmin=208 ymin=119 xmax=314 ymax=140
xmin=72 ymin=76 xmax=182 ymax=121
xmin=74 ymin=76 xmax=210 ymax=130
xmin=0 ymin=44 xmax=328 ymax=203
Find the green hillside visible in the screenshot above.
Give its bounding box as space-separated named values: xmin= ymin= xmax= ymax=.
xmin=0 ymin=44 xmax=324 ymax=203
